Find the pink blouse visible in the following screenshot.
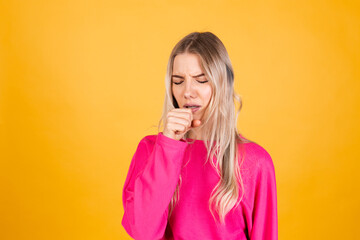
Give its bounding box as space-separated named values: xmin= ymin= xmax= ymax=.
xmin=122 ymin=132 xmax=278 ymax=240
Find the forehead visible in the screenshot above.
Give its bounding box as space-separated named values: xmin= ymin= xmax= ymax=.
xmin=173 ymin=53 xmax=204 ymax=75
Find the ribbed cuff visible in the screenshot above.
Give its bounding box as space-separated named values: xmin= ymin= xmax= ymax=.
xmin=157 ymin=132 xmax=188 ymax=149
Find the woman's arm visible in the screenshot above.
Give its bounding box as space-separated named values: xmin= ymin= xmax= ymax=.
xmin=121 ymin=132 xmax=188 ymax=240
xmin=250 ymin=151 xmax=278 ymax=240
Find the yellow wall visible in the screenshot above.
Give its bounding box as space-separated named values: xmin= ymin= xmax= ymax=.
xmin=1 ymin=1 xmax=359 ymax=239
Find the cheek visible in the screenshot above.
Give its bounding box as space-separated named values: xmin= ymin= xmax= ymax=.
xmin=172 ymin=86 xmax=178 ymax=98
xmin=202 ymin=86 xmax=212 ymax=103
xmin=172 ymin=86 xmax=181 ymax=102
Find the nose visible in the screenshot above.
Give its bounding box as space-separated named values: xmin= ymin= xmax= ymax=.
xmin=184 ymin=78 xmax=196 ymax=99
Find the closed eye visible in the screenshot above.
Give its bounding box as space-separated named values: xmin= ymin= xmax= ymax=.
xmin=173 ymin=80 xmax=208 ymax=85
xmin=173 ymin=81 xmax=183 ymax=85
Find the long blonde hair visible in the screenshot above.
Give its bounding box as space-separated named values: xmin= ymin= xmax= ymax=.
xmin=157 ymin=32 xmax=252 ymax=224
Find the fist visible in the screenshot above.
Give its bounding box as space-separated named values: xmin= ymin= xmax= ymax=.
xmin=163 ymin=108 xmax=201 ymax=141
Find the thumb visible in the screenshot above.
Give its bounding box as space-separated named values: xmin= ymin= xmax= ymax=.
xmin=191 ymin=119 xmax=201 ymax=128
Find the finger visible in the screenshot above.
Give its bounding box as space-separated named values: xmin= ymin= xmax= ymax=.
xmin=168 ymin=110 xmax=193 ymax=123
xmin=185 ymin=108 xmax=194 ymax=123
xmin=191 ymin=119 xmax=201 ymax=128
xmin=171 ymin=108 xmax=192 ymax=113
xmin=167 ymin=116 xmax=191 ymax=128
xmin=167 ymin=122 xmax=187 ymax=134
xmin=171 ymin=108 xmax=193 ymax=116
xmin=178 ymin=108 xmax=193 ymax=123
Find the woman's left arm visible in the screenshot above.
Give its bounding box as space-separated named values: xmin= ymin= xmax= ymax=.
xmin=250 ymin=151 xmax=278 ymax=240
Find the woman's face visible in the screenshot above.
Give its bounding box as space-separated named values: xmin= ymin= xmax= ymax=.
xmin=171 ymin=53 xmax=213 ymax=120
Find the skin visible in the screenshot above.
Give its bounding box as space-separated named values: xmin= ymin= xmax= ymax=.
xmin=163 ymin=53 xmax=213 ymax=141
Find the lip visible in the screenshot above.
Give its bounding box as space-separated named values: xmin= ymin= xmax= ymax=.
xmin=183 ymin=104 xmax=201 ymax=113
xmin=184 ymin=103 xmax=200 ymax=107
xmin=183 ymin=105 xmax=201 ymax=113
xmin=190 ymin=106 xmax=200 ymax=113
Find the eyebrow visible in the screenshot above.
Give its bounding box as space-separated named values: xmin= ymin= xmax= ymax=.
xmin=171 ymin=73 xmax=205 ymax=79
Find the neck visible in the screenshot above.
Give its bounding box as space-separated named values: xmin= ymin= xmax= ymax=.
xmin=187 ymin=128 xmax=203 ymax=140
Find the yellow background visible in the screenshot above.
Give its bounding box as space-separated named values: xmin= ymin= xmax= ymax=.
xmin=1 ymin=0 xmax=359 ymax=239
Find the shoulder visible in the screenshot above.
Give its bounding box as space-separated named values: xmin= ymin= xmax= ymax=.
xmin=133 ymin=134 xmax=157 ymax=155
xmin=238 ymin=138 xmax=275 ymax=174
xmin=127 ymin=134 xmax=158 ymax=178
xmin=139 ymin=134 xmax=157 ymax=146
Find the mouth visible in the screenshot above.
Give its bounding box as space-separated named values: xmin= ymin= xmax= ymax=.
xmin=184 ymin=104 xmax=201 ymax=113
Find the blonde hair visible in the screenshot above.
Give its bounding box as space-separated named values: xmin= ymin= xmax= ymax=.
xmin=157 ymin=32 xmax=252 ymax=224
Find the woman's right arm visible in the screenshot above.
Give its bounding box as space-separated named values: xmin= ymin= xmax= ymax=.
xmin=121 ymin=132 xmax=188 ymax=240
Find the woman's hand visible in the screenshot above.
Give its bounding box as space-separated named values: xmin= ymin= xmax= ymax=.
xmin=163 ymin=108 xmax=201 ymax=141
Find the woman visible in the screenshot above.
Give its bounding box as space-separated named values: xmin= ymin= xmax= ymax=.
xmin=122 ymin=32 xmax=278 ymax=240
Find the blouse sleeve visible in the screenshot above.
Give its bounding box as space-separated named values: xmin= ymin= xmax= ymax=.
xmin=121 ymin=132 xmax=188 ymax=240
xmin=250 ymin=151 xmax=278 ymax=240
